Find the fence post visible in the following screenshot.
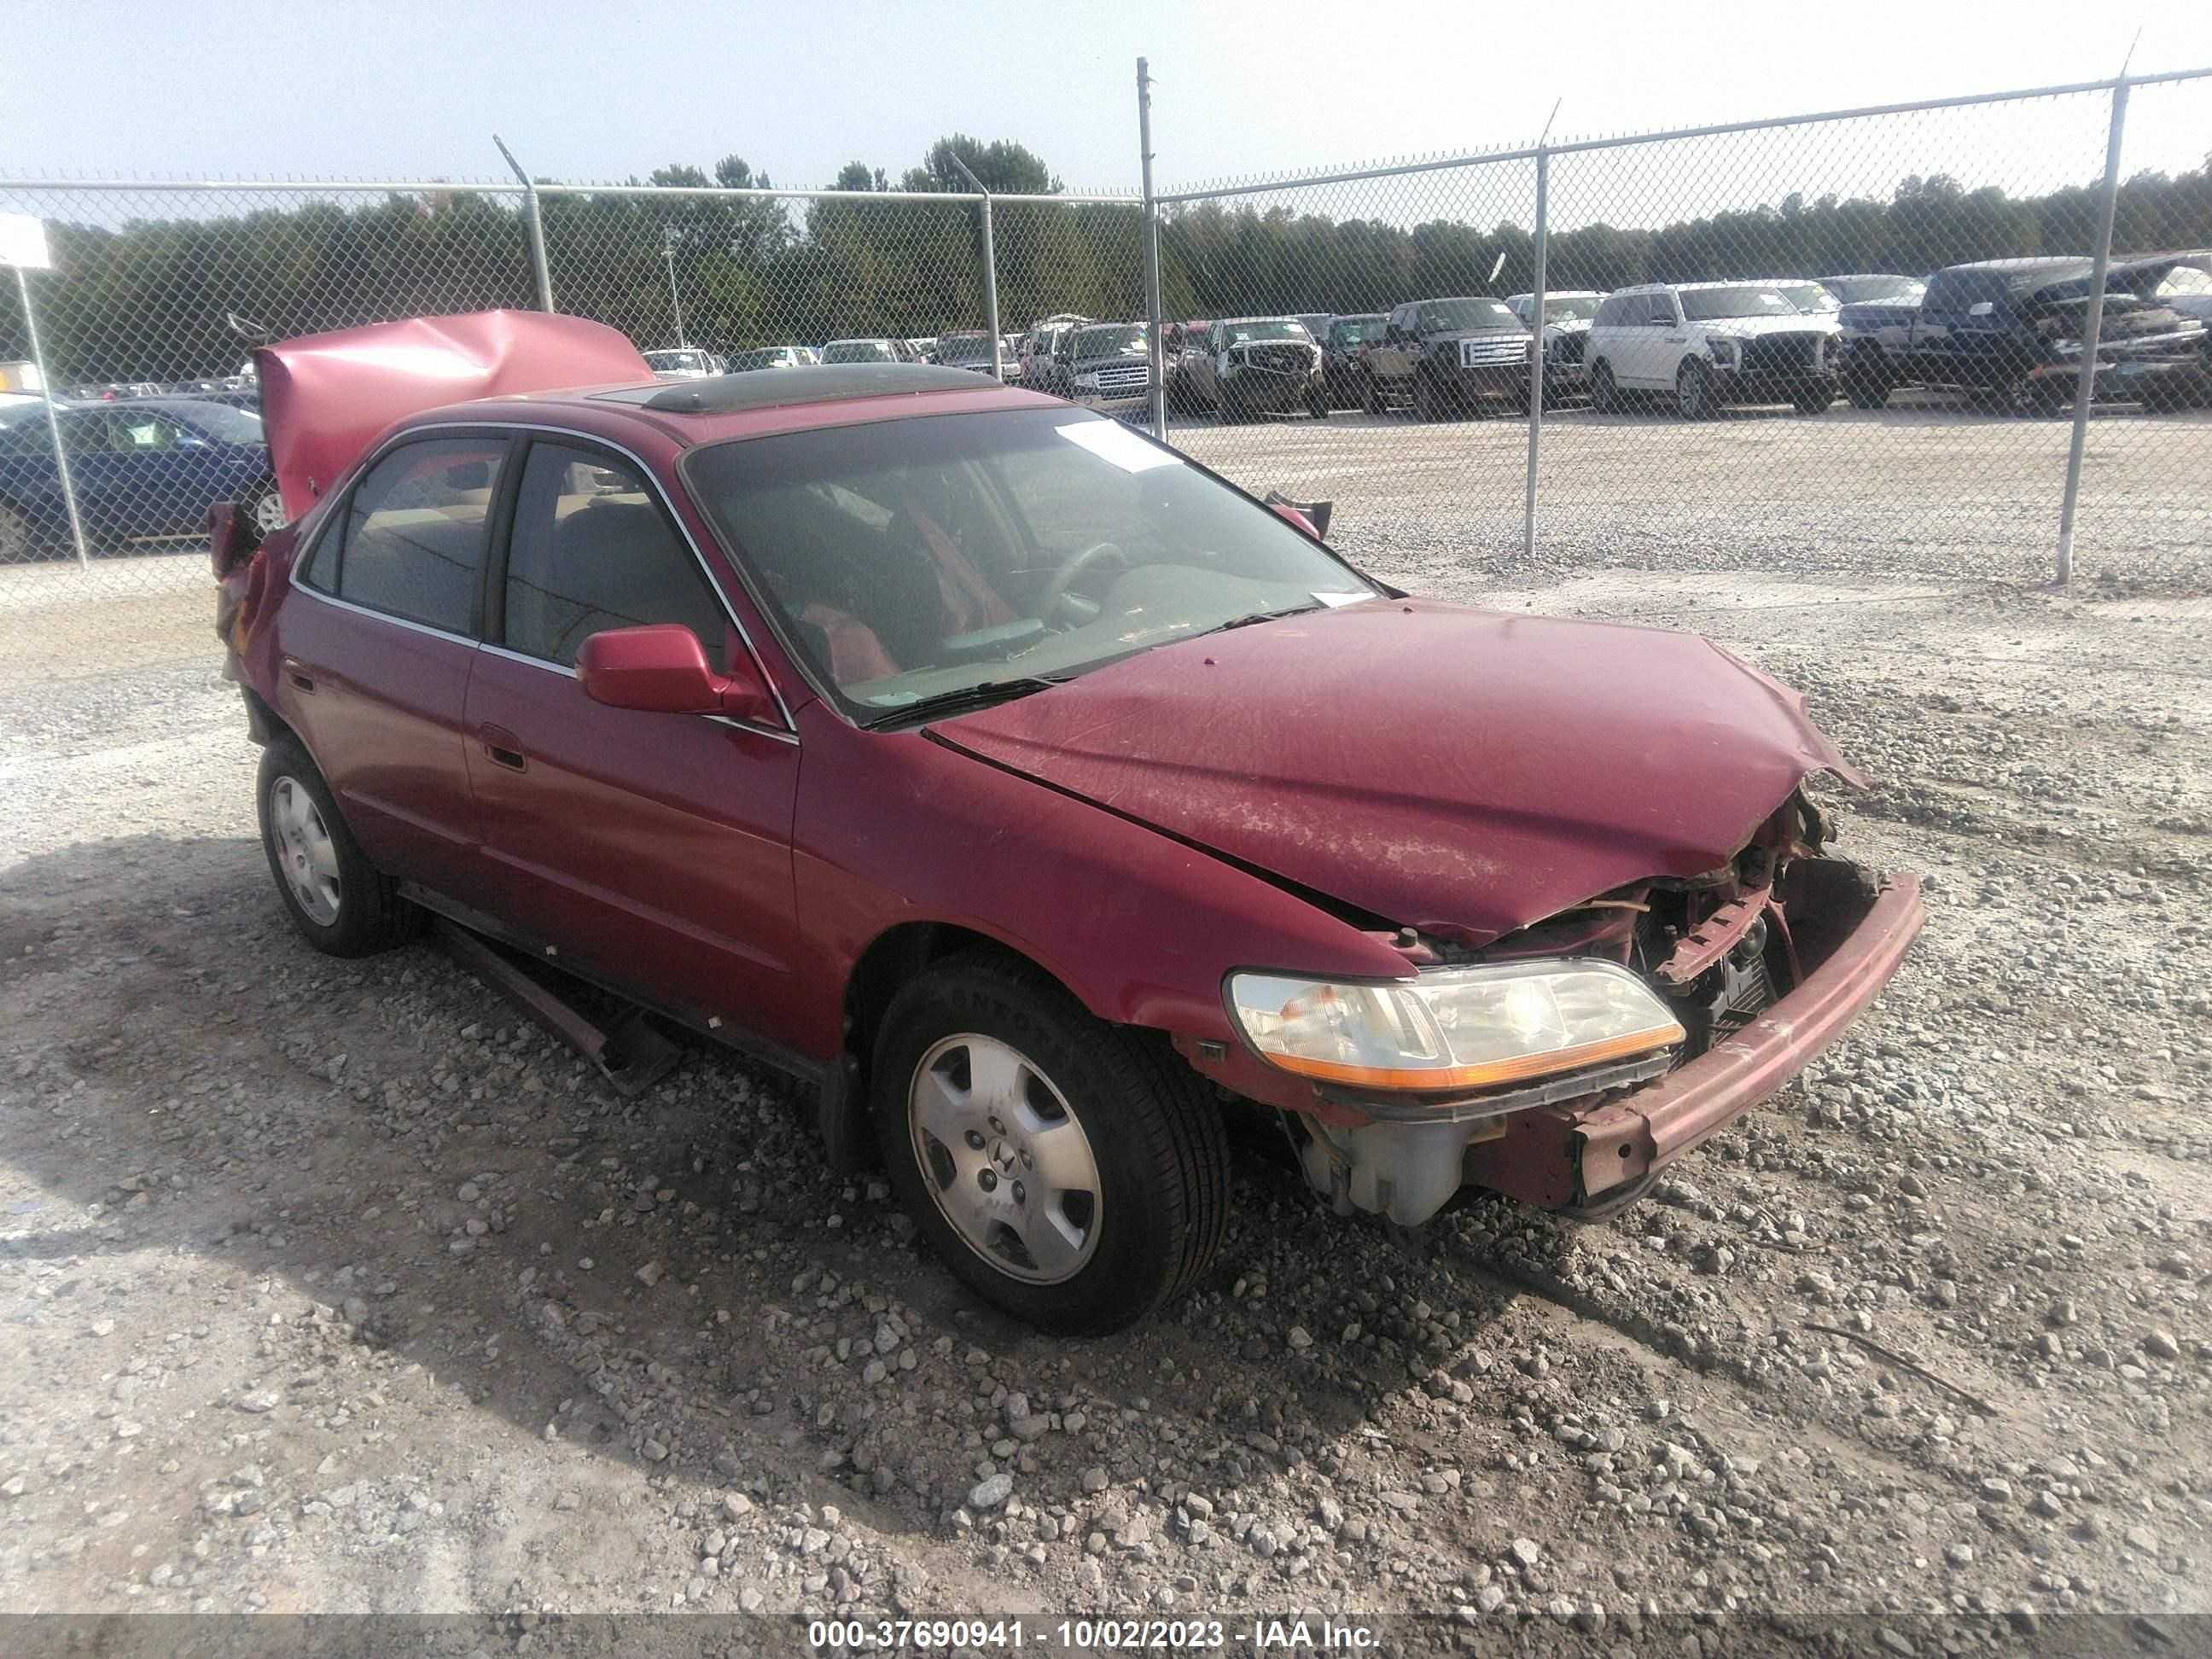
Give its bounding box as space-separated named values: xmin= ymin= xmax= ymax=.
xmin=947 ymin=154 xmax=1004 ymax=381
xmin=1137 ymin=57 xmax=1168 ymax=440
xmin=494 ymin=135 xmax=556 ymax=313
xmin=13 ymin=265 xmax=89 ymax=568
xmin=1522 ymin=146 xmax=1550 ymax=562
xmin=2054 ymin=75 xmax=2129 ymax=585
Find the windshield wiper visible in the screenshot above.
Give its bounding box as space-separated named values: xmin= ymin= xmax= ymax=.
xmin=861 ymin=675 xmax=1069 ymax=730
xmin=1196 ymin=602 xmax=1325 ymax=637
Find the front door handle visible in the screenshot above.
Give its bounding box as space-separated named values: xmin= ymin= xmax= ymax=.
xmin=480 ymin=723 xmax=527 ymax=772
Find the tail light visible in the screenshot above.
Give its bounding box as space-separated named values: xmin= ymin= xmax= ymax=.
xmin=208 ymin=501 xmax=248 ymax=577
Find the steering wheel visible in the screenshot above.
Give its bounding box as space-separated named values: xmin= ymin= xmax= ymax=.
xmin=1038 ymin=540 xmax=1128 ymax=626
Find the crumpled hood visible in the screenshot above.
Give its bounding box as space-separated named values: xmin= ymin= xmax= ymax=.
xmin=931 ymin=599 xmax=1863 ymax=946
xmin=255 ymin=310 xmax=649 ymax=521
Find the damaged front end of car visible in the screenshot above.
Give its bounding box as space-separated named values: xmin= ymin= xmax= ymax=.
xmin=1183 ymin=792 xmax=1924 ymax=1228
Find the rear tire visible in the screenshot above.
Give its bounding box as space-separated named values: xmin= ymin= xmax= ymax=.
xmin=257 ymin=737 xmax=422 ymax=958
xmin=1307 ymin=390 xmax=1330 ymax=420
xmin=239 ymin=484 xmax=287 ymax=550
xmin=1589 ymin=359 xmax=1621 ymax=413
xmin=873 ymin=954 xmax=1229 ymax=1336
xmin=1360 ymin=371 xmax=1383 ymax=416
xmin=1793 ymin=382 xmax=1837 ymax=415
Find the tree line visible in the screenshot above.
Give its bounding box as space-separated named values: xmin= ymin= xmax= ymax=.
xmin=6 ymin=134 xmax=2209 ymax=383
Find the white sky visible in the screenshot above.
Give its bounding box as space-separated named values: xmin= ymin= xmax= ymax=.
xmin=2 ymin=0 xmax=2207 ymax=203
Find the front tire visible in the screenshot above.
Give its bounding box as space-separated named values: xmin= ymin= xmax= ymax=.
xmin=1360 ymin=371 xmax=1383 ymax=415
xmin=874 ymin=954 xmax=1229 ymax=1336
xmin=257 ymin=738 xmax=422 ymax=958
xmin=0 ymin=503 xmax=38 ymax=564
xmin=1793 ymin=382 xmax=1837 ymax=415
xmin=1843 ymin=361 xmax=1891 ymax=409
xmin=1675 ymin=357 xmax=1715 ymax=420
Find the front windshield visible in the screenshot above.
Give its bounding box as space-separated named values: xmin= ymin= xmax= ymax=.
xmin=1072 ymin=324 xmax=1144 ymax=357
xmin=1420 ymin=299 xmax=1520 ymax=332
xmin=1825 ymin=275 xmax=1924 ymax=305
xmin=1221 ymin=319 xmax=1310 ymax=345
xmin=1679 ymin=286 xmax=1798 ymax=321
xmin=1775 ymin=282 xmax=1840 ymax=313
xmin=683 ymin=406 xmax=1377 ymax=721
xmin=1540 ymin=296 xmax=1601 ymax=323
xmin=823 ymin=341 xmax=896 ymax=364
xmin=1328 ymin=317 xmax=1384 ymax=346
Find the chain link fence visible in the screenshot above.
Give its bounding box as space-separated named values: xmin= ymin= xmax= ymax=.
xmin=3 ymin=65 xmax=2208 ymax=682
xmin=1150 ymin=69 xmax=2212 ymax=592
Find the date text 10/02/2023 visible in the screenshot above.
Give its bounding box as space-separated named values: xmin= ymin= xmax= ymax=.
xmin=805 ymin=1616 xmax=1382 ymax=1650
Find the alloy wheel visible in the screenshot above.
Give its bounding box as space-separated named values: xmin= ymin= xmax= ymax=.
xmin=268 ymin=775 xmax=341 ymax=925
xmin=908 ymin=1033 xmax=1103 ymax=1285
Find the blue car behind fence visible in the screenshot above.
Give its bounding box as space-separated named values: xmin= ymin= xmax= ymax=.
xmin=0 ymin=398 xmax=282 ymax=562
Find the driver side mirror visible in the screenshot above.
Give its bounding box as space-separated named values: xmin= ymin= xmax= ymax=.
xmin=576 ymin=624 xmax=776 ymax=724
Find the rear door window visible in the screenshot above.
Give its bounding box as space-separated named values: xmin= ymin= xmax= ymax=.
xmin=326 ymin=437 xmax=506 ymax=635
xmin=499 ymin=441 xmax=731 ymax=670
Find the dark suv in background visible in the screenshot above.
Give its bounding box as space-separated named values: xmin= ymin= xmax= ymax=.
xmin=1321 ymin=314 xmax=1384 ymax=409
xmin=1361 ymin=297 xmax=1532 ymax=418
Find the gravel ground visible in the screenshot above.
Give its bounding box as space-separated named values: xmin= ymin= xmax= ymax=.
xmin=2 ymin=415 xmax=2209 ymax=1652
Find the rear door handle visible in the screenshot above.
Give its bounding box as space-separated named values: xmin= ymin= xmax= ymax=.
xmin=281 ymin=655 xmax=315 ymax=694
xmin=480 ymin=724 xmax=527 ymax=772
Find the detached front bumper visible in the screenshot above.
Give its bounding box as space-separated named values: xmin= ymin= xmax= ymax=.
xmin=1466 ymin=870 xmax=1924 ymax=1213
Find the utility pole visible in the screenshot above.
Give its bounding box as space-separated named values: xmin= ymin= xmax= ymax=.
xmin=946 ymin=153 xmax=1004 ymax=382
xmin=1137 ymin=58 xmax=1168 ymax=439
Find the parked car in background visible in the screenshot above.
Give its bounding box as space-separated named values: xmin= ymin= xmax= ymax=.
xmin=1820 ymin=274 xmax=1925 ymax=306
xmin=213 ymin=311 xmax=1923 ymax=1334
xmin=1021 ymin=317 xmax=1088 ymax=387
xmin=1506 ymin=291 xmax=1605 ymax=404
xmin=1294 ymin=314 xmax=1333 ymax=352
xmin=1762 ymin=281 xmax=1841 ymax=316
xmin=1585 ymin=282 xmax=1839 ymax=417
xmin=1836 ymin=257 xmax=2205 ymax=411
xmin=937 ymin=331 xmax=1013 ymax=379
xmin=1164 ymin=321 xmax=1215 ymax=412
xmin=0 ymin=396 xmax=282 ymax=559
xmin=821 ymin=339 xmax=910 ymax=365
xmin=1363 ymin=297 xmax=1531 ymax=419
xmin=643 ymin=348 xmax=725 ymax=380
xmin=1320 ymin=313 xmax=1384 ymax=408
xmin=1184 ymin=317 xmax=1327 ymax=422
xmin=1048 ymin=321 xmax=1155 ymax=417
xmin=729 ymin=346 xmax=818 ymax=372
xmin=2103 ymin=250 xmax=2211 ymax=407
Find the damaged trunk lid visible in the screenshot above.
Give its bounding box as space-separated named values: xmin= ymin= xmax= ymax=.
xmin=254 ymin=310 xmax=651 ymax=521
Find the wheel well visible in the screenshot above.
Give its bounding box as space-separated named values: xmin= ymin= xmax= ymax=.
xmin=239 ymin=685 xmax=296 ymax=748
xmin=841 ymin=923 xmax=1064 ymax=1069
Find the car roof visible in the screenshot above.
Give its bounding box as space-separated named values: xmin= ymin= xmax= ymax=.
xmin=405 ymin=364 xmax=1052 ymax=448
xmin=1941 ymin=257 xmax=2087 ymax=273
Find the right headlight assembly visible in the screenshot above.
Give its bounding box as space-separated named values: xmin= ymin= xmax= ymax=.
xmin=1227 ymin=960 xmax=1685 ymax=1092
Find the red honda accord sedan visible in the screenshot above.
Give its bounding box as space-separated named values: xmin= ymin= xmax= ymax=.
xmin=215 ymin=310 xmax=1923 ymax=1334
